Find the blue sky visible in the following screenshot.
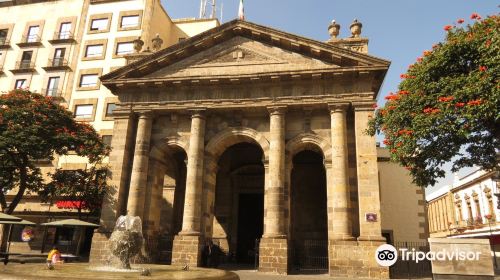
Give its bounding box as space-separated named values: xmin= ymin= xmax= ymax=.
xmin=163 ymin=0 xmax=498 ymax=193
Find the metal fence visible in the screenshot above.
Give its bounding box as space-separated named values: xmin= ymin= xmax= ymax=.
xmin=390 ymin=241 xmax=433 ymax=279
xmin=290 ymin=239 xmax=329 ymax=274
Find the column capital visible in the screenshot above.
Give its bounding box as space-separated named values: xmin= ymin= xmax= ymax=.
xmin=323 ymin=159 xmax=333 ymax=168
xmin=328 ymin=102 xmax=350 ymax=113
xmin=136 ymin=110 xmax=154 ymax=119
xmin=352 ymin=101 xmax=376 ymax=112
xmin=267 ymin=105 xmax=287 ymax=116
xmin=188 ymin=108 xmax=206 ymax=119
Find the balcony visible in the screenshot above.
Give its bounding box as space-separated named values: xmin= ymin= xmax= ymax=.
xmin=42 ymin=58 xmax=70 ymax=71
xmin=17 ymin=34 xmax=42 ymax=47
xmin=48 ymin=32 xmax=76 ymax=44
xmin=11 ymin=60 xmax=36 ymax=73
xmin=42 ymin=88 xmax=63 ymax=99
xmin=0 ymin=37 xmax=10 ymax=49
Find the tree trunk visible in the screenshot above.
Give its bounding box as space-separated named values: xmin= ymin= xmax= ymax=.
xmin=7 ymin=165 xmax=28 ymax=214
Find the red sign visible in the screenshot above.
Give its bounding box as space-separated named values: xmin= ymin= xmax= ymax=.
xmin=56 ymin=200 xmax=85 ymax=209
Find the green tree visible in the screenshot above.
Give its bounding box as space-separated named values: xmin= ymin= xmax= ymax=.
xmin=0 ymin=89 xmax=109 ymax=214
xmin=39 ymin=167 xmax=109 ymax=219
xmin=367 ymin=14 xmax=499 ymax=187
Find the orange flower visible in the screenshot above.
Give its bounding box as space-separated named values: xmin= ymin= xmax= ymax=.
xmin=470 ymin=13 xmax=480 ymax=19
xmin=438 ymin=96 xmax=454 ymax=102
xmin=455 ymin=102 xmax=465 ymax=108
xmin=486 ymin=40 xmax=492 ymax=47
xmin=467 ymin=100 xmax=482 ymax=106
xmin=479 ymin=66 xmax=487 ymax=72
xmin=385 ymin=95 xmax=400 ymax=101
xmin=398 ymin=90 xmax=410 ymax=95
xmin=417 ymin=57 xmax=423 ymax=63
xmin=372 ymin=103 xmax=378 ymax=109
xmin=457 ymin=19 xmax=465 ymax=24
xmin=444 ymin=25 xmax=453 ymax=31
xmin=423 ymin=50 xmax=432 ymax=56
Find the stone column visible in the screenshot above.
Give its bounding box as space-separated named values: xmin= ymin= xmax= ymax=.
xmin=172 ymin=109 xmax=206 ymax=267
xmin=352 ymin=101 xmax=388 ymax=279
xmin=89 ymin=110 xmax=136 ymax=264
xmin=127 ymin=111 xmax=153 ymax=218
xmin=328 ymin=103 xmax=353 ymax=240
xmin=259 ymin=106 xmax=288 ymax=275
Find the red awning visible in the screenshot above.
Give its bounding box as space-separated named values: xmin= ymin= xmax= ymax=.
xmin=56 ymin=201 xmax=85 ymax=209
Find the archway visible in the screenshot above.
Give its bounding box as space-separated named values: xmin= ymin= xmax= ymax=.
xmin=149 ymin=138 xmax=189 ymax=264
xmin=212 ymin=142 xmax=265 ymax=264
xmin=290 ymin=149 xmax=328 ymax=273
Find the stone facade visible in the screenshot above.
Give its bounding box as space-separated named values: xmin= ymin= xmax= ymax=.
xmin=91 ymin=19 xmax=395 ymax=278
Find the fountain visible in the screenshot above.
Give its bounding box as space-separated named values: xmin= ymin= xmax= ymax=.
xmin=0 ymin=215 xmax=239 ymax=280
xmin=108 ymin=215 xmax=144 ymax=269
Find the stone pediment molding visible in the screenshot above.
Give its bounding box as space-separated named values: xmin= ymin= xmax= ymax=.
xmin=101 ymin=20 xmax=390 ymax=95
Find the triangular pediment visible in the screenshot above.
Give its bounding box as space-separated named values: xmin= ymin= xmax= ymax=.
xmin=101 ymin=20 xmax=390 ymax=89
xmin=142 ymin=36 xmax=341 ymax=80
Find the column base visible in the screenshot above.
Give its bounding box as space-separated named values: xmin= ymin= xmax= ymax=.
xmin=89 ymin=230 xmax=112 ymax=265
xmin=171 ymin=234 xmax=203 ymax=267
xmin=258 ymin=237 xmax=288 ymax=275
xmin=329 ymin=239 xmax=389 ymax=279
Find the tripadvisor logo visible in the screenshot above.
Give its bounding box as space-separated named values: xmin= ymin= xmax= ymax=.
xmin=375 ymin=244 xmax=482 ymax=267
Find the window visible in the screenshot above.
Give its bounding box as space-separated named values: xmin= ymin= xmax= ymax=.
xmin=74 ymin=104 xmax=93 ymax=119
xmin=85 ymin=44 xmax=103 ymax=58
xmin=0 ymin=29 xmax=7 ymax=45
xmin=105 ymin=103 xmax=116 ymax=117
xmin=46 ymin=77 xmax=60 ymax=96
xmin=120 ymin=15 xmax=139 ymax=29
xmin=90 ymin=18 xmax=108 ymax=31
xmin=178 ymin=37 xmax=186 ymax=42
xmin=102 ymin=135 xmax=112 ymax=147
xmin=20 ymin=51 xmax=33 ymax=68
xmin=59 ymin=22 xmax=72 ymax=39
xmin=15 ymin=79 xmax=26 ymax=89
xmin=115 ymin=42 xmax=133 ymax=56
xmin=27 ymin=25 xmax=39 ymax=42
xmin=53 ymin=48 xmax=65 ymax=66
xmin=79 ymin=74 xmax=98 ymax=88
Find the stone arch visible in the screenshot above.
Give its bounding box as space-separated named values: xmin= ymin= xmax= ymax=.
xmin=285 ymin=133 xmax=332 ymax=164
xmin=202 ymin=127 xmax=270 ymax=240
xmin=205 ymin=127 xmax=270 ymax=162
xmin=150 ymin=136 xmax=189 ymax=163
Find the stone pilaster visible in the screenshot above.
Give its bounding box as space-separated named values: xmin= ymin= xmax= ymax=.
xmin=127 ymin=111 xmax=153 ymax=218
xmin=346 ymin=101 xmax=387 ymax=279
xmin=90 ymin=111 xmax=136 ymax=264
xmin=260 ymin=106 xmax=288 ymax=275
xmin=328 ymin=103 xmax=353 ymax=240
xmin=172 ymin=109 xmax=206 ymax=266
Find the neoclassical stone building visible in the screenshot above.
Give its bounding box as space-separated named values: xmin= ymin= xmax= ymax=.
xmin=90 ymin=20 xmax=395 ymax=278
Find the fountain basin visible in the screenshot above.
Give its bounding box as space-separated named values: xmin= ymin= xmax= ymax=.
xmin=0 ymin=263 xmax=239 ymax=280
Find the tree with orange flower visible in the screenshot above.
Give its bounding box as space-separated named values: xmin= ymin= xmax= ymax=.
xmin=0 ymin=90 xmax=110 ymax=214
xmin=367 ymin=14 xmax=499 ymax=187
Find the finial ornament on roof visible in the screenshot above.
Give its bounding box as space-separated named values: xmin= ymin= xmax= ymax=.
xmin=328 ymin=20 xmax=341 ymax=39
xmin=350 ymin=19 xmax=363 ymax=38
xmin=152 ymin=34 xmax=164 ymax=52
xmin=133 ymin=37 xmax=144 ymax=53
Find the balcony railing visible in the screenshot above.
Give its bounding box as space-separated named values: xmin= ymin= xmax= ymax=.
xmin=49 ymin=31 xmax=76 ymax=44
xmin=42 ymin=88 xmax=63 ymax=98
xmin=17 ymin=34 xmax=42 ymax=47
xmin=11 ymin=60 xmax=36 ymax=73
xmin=43 ymin=58 xmax=70 ymax=71
xmin=0 ymin=37 xmax=10 ymax=49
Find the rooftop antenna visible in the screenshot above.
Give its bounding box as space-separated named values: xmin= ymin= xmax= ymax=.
xmin=220 ymin=2 xmax=223 ymax=22
xmin=211 ymin=0 xmax=216 ymax=19
xmin=199 ymin=0 xmax=207 ymax=18
xmin=200 ymin=0 xmax=219 ymax=19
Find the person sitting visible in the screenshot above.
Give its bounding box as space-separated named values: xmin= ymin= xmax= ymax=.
xmin=46 ymin=246 xmax=64 ymax=269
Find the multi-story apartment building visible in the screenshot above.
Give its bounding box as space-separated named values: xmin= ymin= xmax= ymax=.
xmin=427 ymin=169 xmax=500 ymax=267
xmin=0 ymin=0 xmax=218 ymax=256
